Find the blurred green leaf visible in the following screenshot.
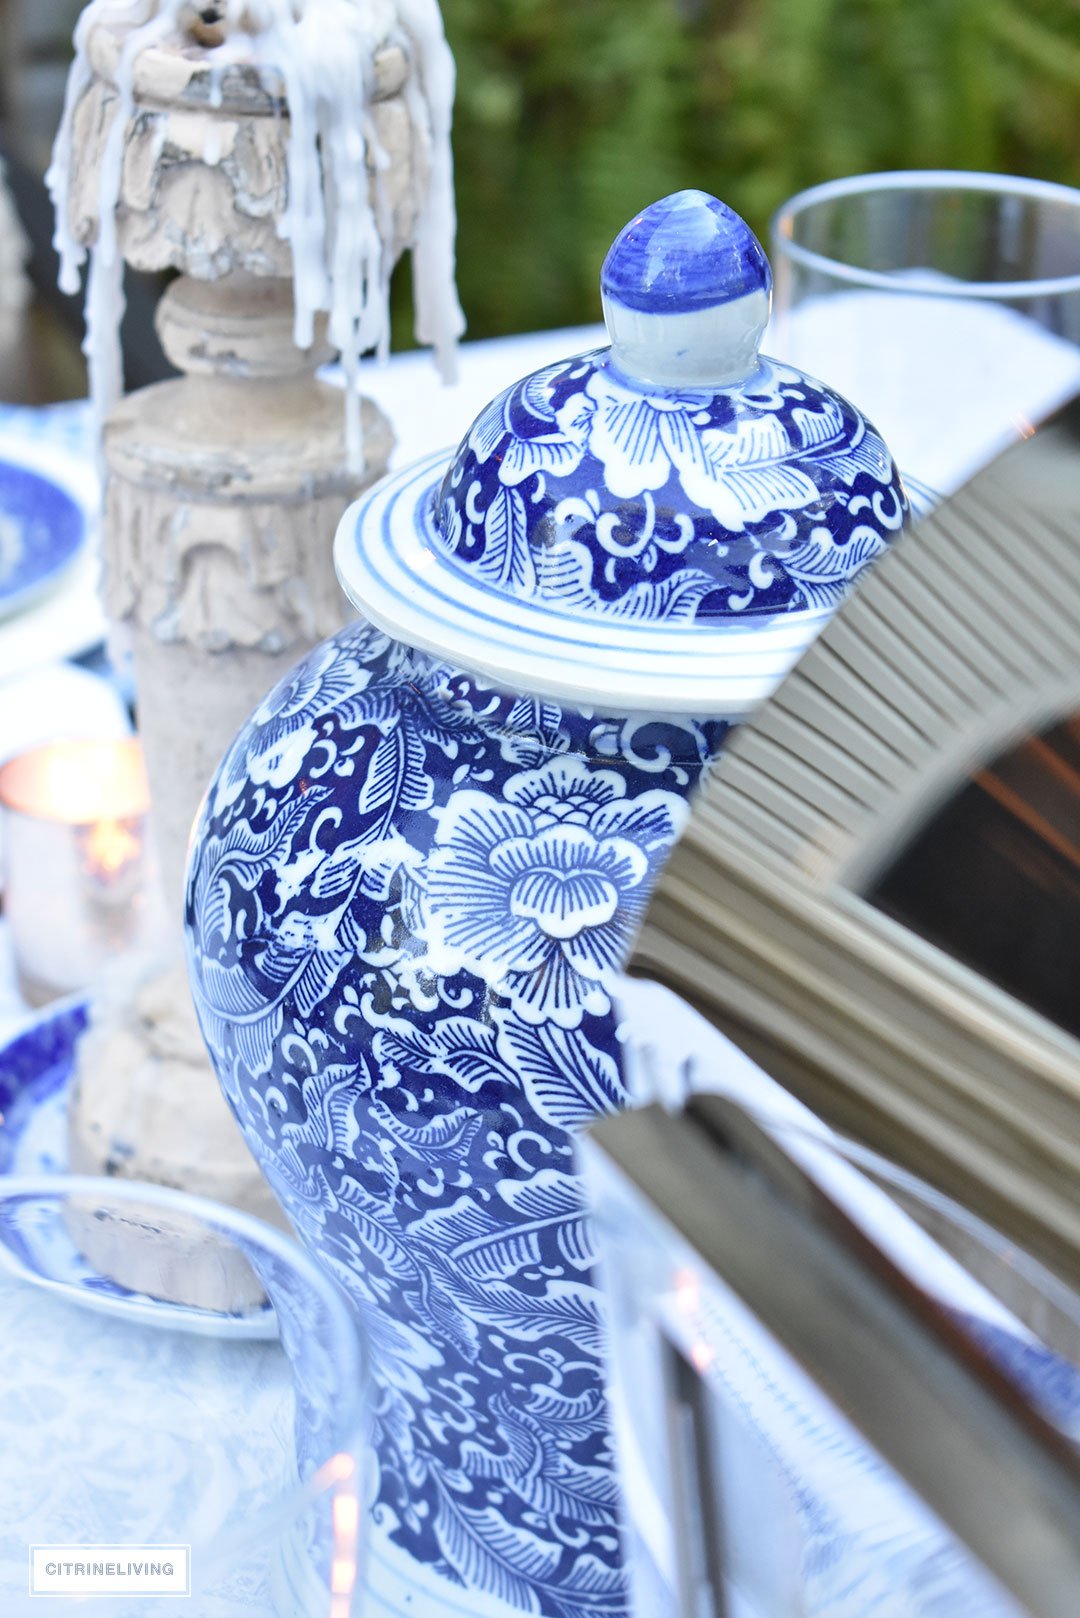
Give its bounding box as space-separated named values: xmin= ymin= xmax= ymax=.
xmin=391 ymin=0 xmax=1080 ymax=346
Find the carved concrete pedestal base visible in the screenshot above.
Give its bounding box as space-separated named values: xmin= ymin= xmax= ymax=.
xmin=105 ymin=274 xmax=392 ymax=900
xmin=69 ymin=284 xmax=390 ymax=1259
xmin=68 ymin=955 xmax=282 ymax=1308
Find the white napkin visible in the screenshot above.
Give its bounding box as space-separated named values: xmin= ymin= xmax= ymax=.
xmin=770 ymin=290 xmax=1080 ymax=496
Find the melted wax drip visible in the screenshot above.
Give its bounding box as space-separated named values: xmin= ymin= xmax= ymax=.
xmin=46 ymin=0 xmax=466 ymax=472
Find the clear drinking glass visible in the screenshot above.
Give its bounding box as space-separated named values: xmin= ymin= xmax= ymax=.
xmin=0 ymin=1175 xmax=369 ymax=1618
xmin=769 ymin=171 xmax=1080 ymax=497
xmin=769 ymin=1117 xmax=1080 ymax=1433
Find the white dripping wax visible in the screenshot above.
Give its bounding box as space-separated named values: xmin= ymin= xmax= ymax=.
xmin=46 ymin=0 xmax=466 ymax=469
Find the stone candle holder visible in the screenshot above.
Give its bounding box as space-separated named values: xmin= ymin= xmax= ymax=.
xmin=48 ymin=0 xmax=463 ymax=1233
xmin=56 ymin=7 xmax=436 ymax=894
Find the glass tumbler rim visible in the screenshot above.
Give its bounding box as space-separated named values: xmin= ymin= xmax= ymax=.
xmin=771 ymin=168 xmax=1080 ymax=300
xmin=0 ymin=1170 xmax=368 ymax=1440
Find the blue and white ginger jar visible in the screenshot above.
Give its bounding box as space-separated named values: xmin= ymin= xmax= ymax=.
xmin=185 ymin=191 xmax=909 ymax=1618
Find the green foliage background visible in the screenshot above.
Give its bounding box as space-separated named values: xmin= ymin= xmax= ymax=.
xmin=393 ymin=0 xmax=1080 ymax=343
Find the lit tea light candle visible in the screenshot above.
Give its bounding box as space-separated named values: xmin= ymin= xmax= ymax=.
xmin=0 ymin=738 xmax=166 ymax=1005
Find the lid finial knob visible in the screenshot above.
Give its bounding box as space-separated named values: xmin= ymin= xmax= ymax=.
xmin=600 ymin=190 xmax=772 ymax=389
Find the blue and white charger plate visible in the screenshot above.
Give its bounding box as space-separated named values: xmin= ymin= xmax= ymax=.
xmin=0 ymin=998 xmax=277 ymax=1340
xmin=0 ymin=430 xmax=96 ymax=622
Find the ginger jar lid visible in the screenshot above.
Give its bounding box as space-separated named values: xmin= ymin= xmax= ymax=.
xmin=335 ymin=189 xmax=909 ymax=715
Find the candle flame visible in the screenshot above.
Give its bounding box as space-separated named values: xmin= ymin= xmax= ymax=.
xmin=333 ymin=1493 xmax=360 ymax=1538
xmin=312 ymin=1451 xmax=356 ymax=1488
xmin=690 ymin=1340 xmax=715 ymax=1374
xmin=83 ymin=816 xmax=141 ymax=879
xmin=673 ymin=1267 xmax=700 ymax=1316
xmin=324 ymin=1449 xmax=361 ymax=1615
xmin=331 ymin=1557 xmax=357 ymax=1596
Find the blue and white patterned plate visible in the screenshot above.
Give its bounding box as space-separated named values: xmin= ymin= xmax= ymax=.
xmin=0 ymin=431 xmax=96 ymax=622
xmin=0 ymin=999 xmax=277 ymax=1340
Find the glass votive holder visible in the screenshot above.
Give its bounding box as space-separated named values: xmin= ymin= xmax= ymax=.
xmin=0 ymin=737 xmax=166 ymax=1006
xmin=0 ymin=1174 xmax=370 ymax=1617
xmin=769 ymin=170 xmax=1080 ymax=495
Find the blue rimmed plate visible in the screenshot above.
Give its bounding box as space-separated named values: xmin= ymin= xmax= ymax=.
xmin=0 ymin=998 xmax=277 ymax=1339
xmin=0 ymin=432 xmax=96 ymax=622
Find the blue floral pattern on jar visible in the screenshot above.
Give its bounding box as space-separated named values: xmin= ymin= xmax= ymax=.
xmin=433 ymin=350 xmax=905 ymax=622
xmin=186 ymin=622 xmax=727 ymax=1618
